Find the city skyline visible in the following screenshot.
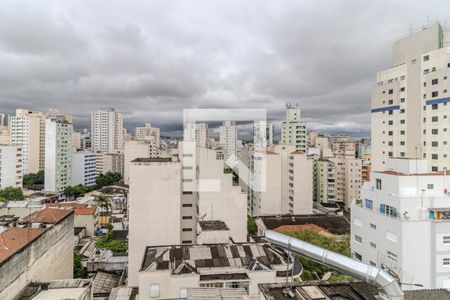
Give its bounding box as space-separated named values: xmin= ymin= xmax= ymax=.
xmin=1 ymin=1 xmax=450 ymax=136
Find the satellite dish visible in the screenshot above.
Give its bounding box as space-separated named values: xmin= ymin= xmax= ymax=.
xmin=322 ymin=272 xmax=332 ymax=281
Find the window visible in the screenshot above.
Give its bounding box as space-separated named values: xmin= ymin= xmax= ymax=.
xmin=388 ymin=89 xmax=393 ymax=94
xmin=182 ymin=240 xmax=192 ymax=244
xmin=443 ymin=236 xmax=450 ymax=244
xmin=370 ymin=242 xmax=377 ymax=249
xmin=432 ymin=154 xmax=438 ymax=160
xmin=432 ymin=141 xmax=438 ymax=147
xmin=370 ymin=223 xmax=377 ymax=230
xmin=444 ymin=258 xmax=450 ymax=266
xmin=388 ymin=120 xmax=393 ymax=125
xmin=182 ymin=228 xmax=192 ymax=232
xmin=182 ymin=153 xmax=193 ymax=157
xmin=432 ymin=103 xmax=438 ymax=109
xmin=400 ymin=87 xmax=405 ymax=92
xmin=400 ymin=119 xmax=405 ymax=124
xmin=354 ymin=252 xmax=362 ymax=261
xmin=432 ymin=166 xmax=438 ymax=172
xmin=370 ymin=261 xmax=377 ymax=266
xmin=432 ymin=91 xmax=439 ymax=97
xmin=432 ymin=78 xmax=438 ymax=85
xmin=432 ymin=129 xmax=439 ymax=135
xmin=380 ymin=204 xmax=397 ymax=217
xmin=387 ymin=251 xmax=398 ymax=263
xmin=149 ymin=284 xmax=160 ymax=298
xmin=400 ymin=130 xmax=405 ymax=135
xmin=365 ymin=199 xmax=373 ymax=210
xmin=354 ymin=235 xmax=362 ymax=243
xmin=182 ymin=216 xmax=192 ymax=219
xmin=183 ymin=191 xmax=193 ymax=195
xmin=432 ymin=116 xmax=438 ymax=122
xmin=180 ymin=288 xmax=188 ymax=298
xmin=424 ymin=55 xmax=429 ymax=61
xmin=376 ymin=179 xmax=382 ymax=190
xmin=182 ymin=203 xmax=192 ymax=207
xmin=400 ymin=97 xmax=405 ymax=102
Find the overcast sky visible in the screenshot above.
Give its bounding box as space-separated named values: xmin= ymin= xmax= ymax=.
xmin=1 ymin=0 xmax=449 ymax=137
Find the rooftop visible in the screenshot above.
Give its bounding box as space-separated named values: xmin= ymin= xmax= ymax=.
xmin=257 ymin=214 xmax=350 ymax=235
xmin=0 ymin=227 xmax=45 ymax=264
xmin=198 ymin=220 xmax=229 ymax=231
xmin=92 ymin=270 xmax=120 ymax=297
xmin=0 ymin=214 xmax=19 ymax=226
xmin=14 ymin=279 xmax=92 ymax=300
xmin=140 ymin=242 xmax=291 ymax=277
xmin=20 ymin=208 xmax=73 ymax=224
xmin=377 ymin=170 xmax=450 ymax=176
xmin=74 ymin=207 xmax=97 ymax=215
xmin=131 ymin=157 xmax=174 ymax=163
xmin=47 ymin=202 xmax=88 ymax=209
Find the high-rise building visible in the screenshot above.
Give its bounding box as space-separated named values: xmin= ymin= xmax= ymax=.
xmin=95 ymin=152 xmax=124 ymax=176
xmin=372 ymin=23 xmax=450 ymax=172
xmin=0 ymin=145 xmax=23 ymax=190
xmin=314 ymin=159 xmax=336 ymax=204
xmin=351 ymin=158 xmax=450 ymax=289
xmin=91 ymin=108 xmax=123 ymax=153
xmin=72 ymin=131 xmax=82 ymax=150
xmin=219 ymin=121 xmax=238 ymax=160
xmin=0 ymin=113 xmax=9 ymax=127
xmin=72 ymin=151 xmax=96 ymax=186
xmin=251 ymin=145 xmax=313 ymax=216
xmin=123 ymin=140 xmax=160 ymax=184
xmin=253 ymin=121 xmax=274 ymax=151
xmin=10 ymin=109 xmax=46 ymax=174
xmin=44 ymin=116 xmax=73 ymax=192
xmin=0 ymin=128 xmax=11 ymax=145
xmin=281 ymin=103 xmax=307 ymax=152
xmin=135 ymin=123 xmax=160 ymax=146
xmin=183 ymin=123 xmax=209 ymax=148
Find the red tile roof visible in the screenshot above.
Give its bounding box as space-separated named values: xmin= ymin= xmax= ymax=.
xmin=0 ymin=227 xmax=45 ymax=263
xmin=74 ymin=207 xmax=97 ymax=215
xmin=47 ymin=202 xmax=88 ymax=209
xmin=290 ymin=151 xmax=305 ymax=155
xmin=20 ymin=208 xmax=73 ymax=224
xmin=256 ymin=151 xmax=279 ymax=155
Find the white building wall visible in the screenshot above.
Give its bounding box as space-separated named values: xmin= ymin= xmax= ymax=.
xmin=0 ymin=145 xmax=23 ymax=190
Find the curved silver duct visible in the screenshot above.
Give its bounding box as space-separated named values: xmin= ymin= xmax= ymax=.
xmin=265 ymin=230 xmax=404 ymax=300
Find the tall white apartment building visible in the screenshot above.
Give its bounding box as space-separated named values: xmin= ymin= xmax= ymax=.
xmin=183 ymin=123 xmax=209 ymax=148
xmin=72 ymin=151 xmax=96 ymax=186
xmin=0 ymin=145 xmax=23 ymax=190
xmin=128 ymin=144 xmax=247 ymax=287
xmin=219 ymin=121 xmax=238 ymax=160
xmin=281 ymin=104 xmax=307 ymax=152
xmin=254 ymin=121 xmax=274 ymax=151
xmin=10 ymin=109 xmax=46 ymax=174
xmin=351 ymin=158 xmax=450 ymax=289
xmin=314 ymin=159 xmax=336 ymax=204
xmin=44 ymin=116 xmax=73 ymax=192
xmin=251 ymin=145 xmax=313 ymax=216
xmin=372 ymin=23 xmax=450 ymax=172
xmin=91 ymin=108 xmax=124 ymax=153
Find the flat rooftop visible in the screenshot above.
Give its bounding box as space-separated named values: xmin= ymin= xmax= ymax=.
xmin=259 ymin=281 xmax=450 ymax=300
xmin=198 ymin=220 xmax=229 ymax=231
xmin=258 ymin=214 xmax=350 ymax=235
xmin=14 ymin=279 xmax=91 ymax=300
xmin=141 ymin=242 xmax=292 ymax=277
xmin=131 ymin=157 xmax=174 ymax=163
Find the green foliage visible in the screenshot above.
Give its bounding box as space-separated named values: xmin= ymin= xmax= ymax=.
xmin=247 ymin=216 xmax=257 ymax=236
xmin=94 ymin=196 xmax=112 ymax=213
xmin=64 ymin=184 xmax=90 ymax=199
xmin=96 ymin=172 xmax=122 ymax=188
xmin=0 ymin=187 xmax=24 ymax=201
xmin=96 ymin=230 xmax=127 ymax=253
xmin=283 ymin=230 xmax=351 ymax=281
xmin=73 ymin=253 xmax=87 ymax=278
xmin=22 ymin=170 xmax=45 ymax=188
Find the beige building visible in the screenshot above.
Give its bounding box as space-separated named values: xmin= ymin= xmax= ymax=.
xmin=0 ymin=145 xmax=23 ymax=190
xmin=281 ymin=104 xmax=307 ymax=152
xmin=251 ymin=146 xmax=313 ymax=216
xmin=0 ymin=208 xmax=74 ymax=300
xmin=219 ymin=121 xmax=238 ymax=160
xmin=135 ymin=123 xmax=160 ymax=147
xmin=183 ymin=123 xmax=209 ymax=148
xmin=95 ymin=152 xmax=124 ymax=176
xmin=10 ymin=109 xmax=46 ymax=174
xmin=314 ymin=159 xmax=336 ymax=204
xmin=72 ymin=131 xmax=82 ymax=150
xmin=0 ymin=128 xmax=10 ymax=145
xmin=372 ymin=23 xmax=450 ymax=172
xmin=138 ymin=242 xmax=299 ymax=299
xmin=123 ymin=140 xmax=160 ymax=184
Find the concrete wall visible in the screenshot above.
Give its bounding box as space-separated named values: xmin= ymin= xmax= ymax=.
xmin=0 ymin=214 xmax=74 ymax=300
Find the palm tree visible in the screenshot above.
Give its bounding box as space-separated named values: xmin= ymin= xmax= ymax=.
xmin=94 ymin=195 xmax=112 ymax=214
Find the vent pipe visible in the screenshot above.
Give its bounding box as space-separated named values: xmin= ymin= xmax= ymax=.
xmin=265 ymin=230 xmax=404 ymax=300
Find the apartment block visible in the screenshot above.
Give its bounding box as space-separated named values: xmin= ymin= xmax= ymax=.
xmin=351 ymin=158 xmax=450 ymax=289
xmin=10 ymin=109 xmax=46 ymax=174
xmin=72 ymin=151 xmax=96 ymax=186
xmin=314 ymin=159 xmax=336 ymax=204
xmin=44 ymin=116 xmax=73 ymax=192
xmin=251 ymin=146 xmax=313 ymax=216
xmin=95 ymin=152 xmax=124 ymax=176
xmin=91 ymin=108 xmax=124 ymax=153
xmin=0 ymin=128 xmax=10 ymax=145
xmin=219 ymin=121 xmax=238 ymax=160
xmin=135 ymin=123 xmax=160 ymax=147
xmin=183 ymin=123 xmax=209 ymax=148
xmin=0 ymin=145 xmax=23 ymax=190
xmin=372 ymin=23 xmax=450 ymax=172
xmin=124 ymin=140 xmax=160 ymax=184
xmin=0 ymin=113 xmax=8 ymax=127
xmin=254 ymin=121 xmax=274 ymax=151
xmin=281 ymin=104 xmax=307 ymax=152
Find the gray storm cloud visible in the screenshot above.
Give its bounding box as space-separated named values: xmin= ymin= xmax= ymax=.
xmin=0 ymin=0 xmax=449 ymax=137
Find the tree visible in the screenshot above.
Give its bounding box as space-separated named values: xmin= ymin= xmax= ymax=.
xmin=94 ymin=195 xmax=112 ymax=213
xmin=64 ymin=184 xmax=89 ymax=199
xmin=96 ymin=172 xmax=122 ymax=188
xmin=0 ymin=187 xmax=24 ymax=201
xmin=96 ymin=229 xmax=127 ymax=253
xmin=283 ymin=230 xmax=351 ymax=281
xmin=247 ymin=216 xmax=257 ymax=236
xmin=23 ymin=170 xmax=44 ymax=188
xmin=73 ymin=253 xmax=87 ymax=278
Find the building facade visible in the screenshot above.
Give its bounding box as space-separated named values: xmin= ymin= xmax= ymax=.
xmin=351 ymin=158 xmax=450 ymax=289
xmin=281 ymin=104 xmax=307 ymax=152
xmin=219 ymin=121 xmax=238 ymax=160
xmin=44 ymin=116 xmax=73 ymax=192
xmin=135 ymin=123 xmax=160 ymax=147
xmin=72 ymin=151 xmax=96 ymax=186
xmin=0 ymin=145 xmax=23 ymax=190
xmin=91 ymin=108 xmax=124 ymax=153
